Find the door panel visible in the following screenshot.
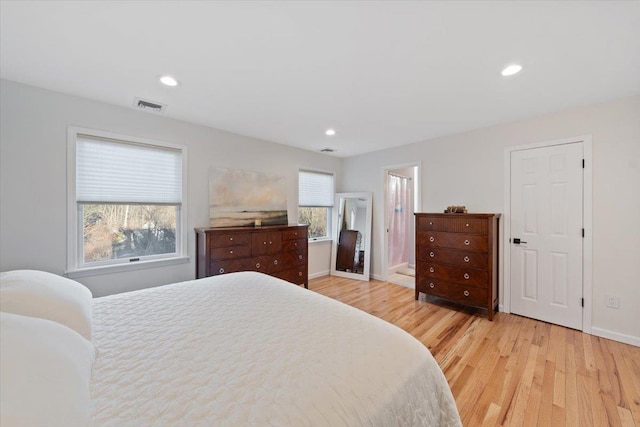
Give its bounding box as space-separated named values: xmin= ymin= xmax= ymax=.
xmin=510 ymin=142 xmax=583 ymax=330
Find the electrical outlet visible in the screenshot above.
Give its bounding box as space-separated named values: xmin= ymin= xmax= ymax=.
xmin=606 ymin=294 xmax=620 ymax=309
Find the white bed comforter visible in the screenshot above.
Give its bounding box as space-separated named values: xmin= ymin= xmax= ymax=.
xmin=90 ymin=272 xmax=461 ymax=426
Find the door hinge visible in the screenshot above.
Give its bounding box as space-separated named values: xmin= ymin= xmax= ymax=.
xmin=582 ymin=228 xmax=585 ymax=238
xmin=582 ymin=159 xmax=585 ymax=168
xmin=581 ymin=298 xmax=584 ymax=307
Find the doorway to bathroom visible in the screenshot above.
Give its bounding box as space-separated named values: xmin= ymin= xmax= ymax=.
xmin=383 ymin=163 xmax=419 ymax=288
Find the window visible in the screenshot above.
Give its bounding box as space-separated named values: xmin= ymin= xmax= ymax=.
xmin=68 ymin=128 xmax=187 ymax=275
xmin=298 ymin=170 xmax=334 ymax=240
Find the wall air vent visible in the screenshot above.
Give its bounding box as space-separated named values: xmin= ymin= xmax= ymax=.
xmin=320 ymin=148 xmax=335 ymax=153
xmin=133 ymin=97 xmax=166 ymax=113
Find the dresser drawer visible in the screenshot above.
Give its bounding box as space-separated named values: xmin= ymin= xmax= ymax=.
xmin=210 ymin=244 xmax=252 ymax=260
xmin=417 ymin=261 xmax=488 ymax=288
xmin=417 ymin=216 xmax=487 ymax=235
xmin=210 ymin=233 xmax=251 ymax=248
xmin=209 ymin=259 xmax=246 ymax=275
xmin=282 ymin=238 xmax=306 ymax=252
xmin=273 ymin=266 xmax=307 ymax=285
xmin=417 ymin=277 xmax=488 ymax=308
xmin=282 ymin=227 xmax=307 ymax=241
xmin=417 ymin=231 xmax=488 ymax=252
xmin=282 ymin=250 xmax=307 ymax=267
xmin=260 ymin=255 xmax=287 ymax=273
xmin=417 ymin=247 xmax=488 ymax=269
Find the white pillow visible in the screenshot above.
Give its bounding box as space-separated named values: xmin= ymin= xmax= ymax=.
xmin=0 ymin=312 xmax=96 ymax=427
xmin=0 ymin=270 xmax=93 ymax=340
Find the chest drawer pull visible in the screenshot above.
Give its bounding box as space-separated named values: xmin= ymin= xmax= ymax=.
xmin=464 ymin=256 xmax=470 ymax=262
xmin=464 ymin=239 xmax=470 ymax=245
xmin=429 ymin=267 xmax=435 ymax=273
xmin=464 ymin=290 xmax=470 ymax=297
xmin=429 ymin=222 xmax=433 ymax=225
xmin=466 ymin=223 xmax=469 ymax=227
xmin=219 ymin=268 xmax=224 ymax=274
xmin=464 ymin=273 xmax=470 ymax=280
xmin=229 ymin=250 xmax=233 ymax=254
xmin=298 ymin=255 xmax=303 ymax=260
xmin=429 ymin=236 xmax=435 ymax=242
xmin=229 ymin=237 xmax=233 ymax=241
xmin=263 ymin=241 xmax=267 ymax=245
xmin=298 ymin=272 xmax=303 ymax=277
xmin=274 ymin=260 xmax=279 ymax=265
xmin=429 ymin=283 xmax=435 ymax=288
xmin=429 ymin=252 xmax=435 ymax=258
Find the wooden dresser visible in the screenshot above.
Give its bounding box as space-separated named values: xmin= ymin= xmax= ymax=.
xmin=195 ymin=225 xmax=309 ymax=288
xmin=415 ymin=213 xmax=500 ymax=320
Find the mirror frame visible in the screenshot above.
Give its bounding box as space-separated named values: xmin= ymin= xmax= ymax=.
xmin=330 ymin=192 xmax=373 ymax=281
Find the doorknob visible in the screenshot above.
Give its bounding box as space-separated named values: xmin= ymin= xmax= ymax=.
xmin=513 ymin=238 xmax=528 ymax=244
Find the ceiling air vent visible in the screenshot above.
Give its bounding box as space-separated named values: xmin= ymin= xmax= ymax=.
xmin=133 ymin=97 xmax=166 ymax=113
xmin=320 ymin=148 xmax=335 ymax=153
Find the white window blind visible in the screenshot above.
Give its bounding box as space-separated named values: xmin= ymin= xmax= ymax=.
xmin=299 ymin=170 xmax=334 ymax=207
xmin=76 ymin=136 xmax=182 ymax=204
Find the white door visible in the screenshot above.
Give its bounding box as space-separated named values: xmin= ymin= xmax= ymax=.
xmin=510 ymin=142 xmax=584 ymax=330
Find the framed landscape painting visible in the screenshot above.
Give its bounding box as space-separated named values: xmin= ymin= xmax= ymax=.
xmin=209 ymin=167 xmax=288 ymax=227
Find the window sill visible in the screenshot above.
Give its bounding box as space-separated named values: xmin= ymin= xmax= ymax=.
xmin=66 ymin=256 xmax=190 ymax=279
xmin=308 ymin=238 xmax=332 ymax=246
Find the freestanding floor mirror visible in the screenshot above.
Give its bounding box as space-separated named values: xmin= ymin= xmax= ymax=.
xmin=330 ymin=192 xmax=373 ymax=281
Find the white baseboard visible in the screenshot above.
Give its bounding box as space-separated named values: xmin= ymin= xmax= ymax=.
xmin=591 ymin=327 xmax=640 ymax=347
xmin=371 ymin=273 xmax=385 ymax=281
xmin=308 ymin=270 xmax=330 ymax=280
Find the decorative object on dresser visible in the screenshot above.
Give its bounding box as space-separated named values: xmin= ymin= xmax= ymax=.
xmin=415 ymin=213 xmax=500 ymax=320
xmin=195 ymin=225 xmax=309 ymax=287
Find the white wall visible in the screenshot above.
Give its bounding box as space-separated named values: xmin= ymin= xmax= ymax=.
xmin=0 ymin=79 xmax=341 ymax=296
xmin=342 ymin=95 xmax=640 ymax=344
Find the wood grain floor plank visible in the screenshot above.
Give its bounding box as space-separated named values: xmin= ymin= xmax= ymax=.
xmin=308 ymin=276 xmax=640 ymax=427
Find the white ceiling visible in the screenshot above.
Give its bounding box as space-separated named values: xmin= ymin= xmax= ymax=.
xmin=1 ymin=1 xmax=639 ymax=158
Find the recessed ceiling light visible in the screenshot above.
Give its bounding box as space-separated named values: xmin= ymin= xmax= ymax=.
xmin=325 ymin=128 xmax=336 ymax=136
xmin=501 ymin=64 xmax=522 ymax=77
xmin=160 ymin=75 xmax=179 ymax=87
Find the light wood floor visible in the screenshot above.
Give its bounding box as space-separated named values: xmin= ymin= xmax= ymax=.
xmin=309 ymin=275 xmax=640 ymax=427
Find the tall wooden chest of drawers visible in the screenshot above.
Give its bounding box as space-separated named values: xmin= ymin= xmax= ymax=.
xmin=195 ymin=225 xmax=309 ymax=288
xmin=415 ymin=213 xmax=500 ymax=320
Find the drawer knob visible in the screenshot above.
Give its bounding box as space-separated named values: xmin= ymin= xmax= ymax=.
xmin=299 ymin=255 xmax=303 ymax=260
xmin=263 ymin=241 xmax=267 ymax=245
xmin=429 ymin=267 xmax=435 ymax=273
xmin=294 ymin=232 xmax=298 ymax=236
xmin=464 ymin=273 xmax=470 ymax=280
xmin=274 ymin=260 xmax=278 ymax=265
xmin=294 ymin=242 xmax=298 ymax=246
xmin=466 ymin=223 xmax=469 ymax=227
xmin=429 ymin=236 xmax=435 ymax=242
xmin=464 ymin=239 xmax=470 ymax=246
xmin=429 ymin=252 xmax=435 ymax=258
xmin=299 ymin=272 xmax=303 ymax=276
xmin=256 ymin=263 xmax=261 ymax=268
xmin=464 ymin=256 xmax=470 ymax=262
xmin=230 ymin=237 xmax=233 ymax=241
xmin=429 ymin=283 xmax=435 ymax=289
xmin=219 ymin=268 xmax=224 ymax=274
xmin=429 ymin=222 xmax=433 ymax=225
xmin=464 ymin=290 xmax=470 ymax=297
xmin=230 ymin=250 xmax=233 ymax=254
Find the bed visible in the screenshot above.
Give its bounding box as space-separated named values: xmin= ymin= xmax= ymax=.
xmin=0 ymin=270 xmax=461 ymax=426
